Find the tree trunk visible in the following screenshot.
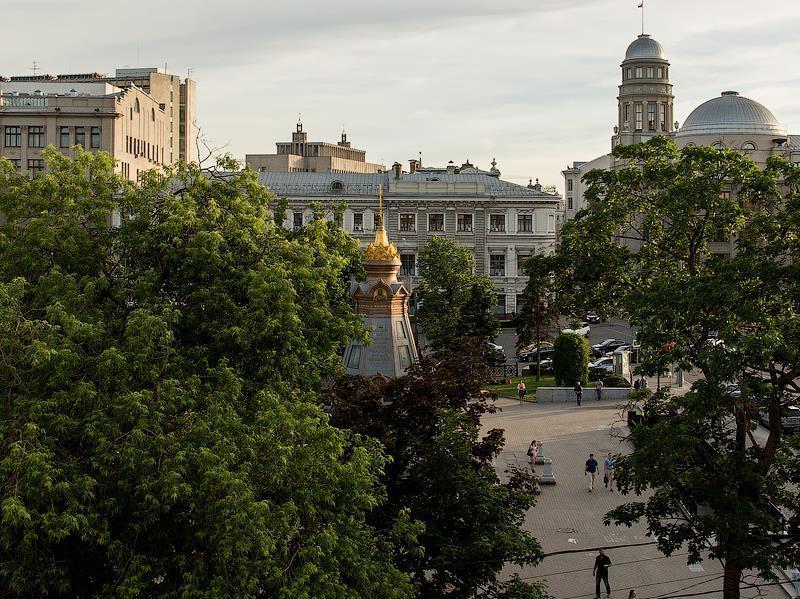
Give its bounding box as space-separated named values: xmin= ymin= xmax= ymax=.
xmin=722 ymin=564 xmax=742 ymax=599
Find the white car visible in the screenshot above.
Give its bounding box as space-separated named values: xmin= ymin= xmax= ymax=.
xmin=562 ymin=326 xmax=591 ymax=338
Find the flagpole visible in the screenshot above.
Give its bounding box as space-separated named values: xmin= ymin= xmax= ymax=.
xmin=640 ymin=1 xmax=645 ymax=35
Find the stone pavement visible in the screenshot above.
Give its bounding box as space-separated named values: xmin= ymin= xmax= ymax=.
xmin=483 ymin=397 xmax=789 ymax=598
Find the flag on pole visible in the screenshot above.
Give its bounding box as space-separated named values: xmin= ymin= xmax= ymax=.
xmin=638 ymin=1 xmax=644 ymax=7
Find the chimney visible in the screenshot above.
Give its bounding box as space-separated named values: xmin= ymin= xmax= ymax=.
xmin=409 ymin=159 xmax=418 ymax=173
xmin=392 ymin=161 xmax=402 ymax=179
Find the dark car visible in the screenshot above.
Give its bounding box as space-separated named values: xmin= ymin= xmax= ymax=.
xmin=591 ymin=338 xmax=627 ymax=357
xmin=518 ymin=345 xmax=554 ymax=362
xmin=486 ymin=342 xmax=506 ymax=365
xmin=585 ymin=312 xmax=602 ymax=323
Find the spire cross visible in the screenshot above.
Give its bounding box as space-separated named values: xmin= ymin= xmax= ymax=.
xmin=638 ymin=0 xmax=645 ymax=35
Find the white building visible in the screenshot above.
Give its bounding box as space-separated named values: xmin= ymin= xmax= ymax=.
xmin=563 ymin=32 xmax=800 ymax=221
xmin=260 ymin=160 xmax=561 ymax=319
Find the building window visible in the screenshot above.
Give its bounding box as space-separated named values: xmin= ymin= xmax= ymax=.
xmin=490 ymin=214 xmax=505 ymax=232
xmin=293 ymin=212 xmax=303 ymax=230
xmin=399 ymin=213 xmax=416 ymax=232
xmin=9 ymin=159 xmax=21 ymax=170
xmin=346 ymin=345 xmax=362 ymax=369
xmin=634 ymin=103 xmax=643 ymax=131
xmin=489 ymin=254 xmax=505 ymax=276
xmin=330 ymin=180 xmax=344 ymax=192
xmin=400 ymin=254 xmax=416 ymax=277
xmin=75 ymin=127 xmax=85 ymax=147
xmin=59 ymin=127 xmax=70 ymax=148
xmin=353 ymin=212 xmax=363 ymax=232
xmin=4 ymin=126 xmax=21 ymax=147
xmin=517 ymin=214 xmax=533 ymax=233
xmin=646 ymin=67 xmax=654 ymax=78
xmin=567 ymin=179 xmax=573 ymax=192
xmin=657 ymin=67 xmax=663 ymax=78
xmin=659 ymin=104 xmax=667 ymax=131
xmin=27 ymin=158 xmax=44 ymax=177
xmin=28 ymin=126 xmax=45 ymax=148
xmin=89 ymin=127 xmax=100 ymax=149
xmin=517 ymin=254 xmax=531 ymax=276
xmin=647 ymin=103 xmax=656 ymax=131
xmin=134 ymin=98 xmax=140 ymax=113
xmin=428 ymin=213 xmax=444 ymax=232
xmin=457 ymin=213 xmax=473 ymax=232
xmin=548 ymin=214 xmax=556 ymax=232
xmin=626 ymin=68 xmax=632 ymax=80
xmin=741 ymin=142 xmax=756 ymax=151
xmin=635 ymin=67 xmax=643 ymax=78
xmin=567 ymin=196 xmax=574 ymax=210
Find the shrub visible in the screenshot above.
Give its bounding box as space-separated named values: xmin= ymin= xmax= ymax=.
xmin=602 ymin=373 xmax=630 ymax=387
xmin=552 ymin=333 xmax=590 ymax=386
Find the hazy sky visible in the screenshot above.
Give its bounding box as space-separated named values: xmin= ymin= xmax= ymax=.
xmin=4 ymin=0 xmax=799 ymax=189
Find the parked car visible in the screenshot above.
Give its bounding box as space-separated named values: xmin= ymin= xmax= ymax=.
xmin=591 ymin=338 xmax=627 ymax=357
xmin=588 ymin=355 xmax=614 ymax=380
xmin=486 ymin=342 xmax=506 ymax=365
xmin=525 ymin=358 xmax=553 ymax=374
xmin=562 ymin=325 xmax=591 ymax=338
xmin=518 ymin=345 xmax=554 ymax=362
xmin=585 ymin=312 xmax=602 ymax=323
xmin=759 ymin=405 xmax=800 ymax=433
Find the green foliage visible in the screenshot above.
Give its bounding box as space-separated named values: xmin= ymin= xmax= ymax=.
xmin=416 ymin=236 xmax=499 ymax=350
xmin=515 ymin=255 xmax=560 ymax=381
xmin=0 ymin=150 xmax=411 ymax=597
xmin=553 ymin=137 xmax=800 ymax=597
xmin=552 ymin=333 xmax=589 ymax=386
xmin=601 ymin=373 xmax=630 ymax=388
xmin=327 ymin=344 xmax=546 ymax=598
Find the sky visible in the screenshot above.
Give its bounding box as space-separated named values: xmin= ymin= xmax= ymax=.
xmin=4 ymin=0 xmax=800 ymax=190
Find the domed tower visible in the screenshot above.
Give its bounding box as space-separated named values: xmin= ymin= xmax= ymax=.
xmin=342 ymin=186 xmax=419 ymax=378
xmin=612 ymin=34 xmax=674 ymax=149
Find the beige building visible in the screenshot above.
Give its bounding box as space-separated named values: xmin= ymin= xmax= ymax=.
xmin=0 ymin=79 xmax=169 ymax=181
xmin=246 ymin=122 xmax=385 ymax=173
xmin=0 ymin=67 xmax=198 ymax=179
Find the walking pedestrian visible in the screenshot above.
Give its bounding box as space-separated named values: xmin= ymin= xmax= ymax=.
xmin=517 ymin=379 xmax=527 ymax=404
xmin=633 ymin=378 xmax=641 ymax=391
xmin=640 ymin=376 xmax=648 ymax=390
xmin=595 ymin=378 xmax=603 ymax=401
xmin=604 ymin=452 xmax=615 ymax=491
xmin=593 ymin=548 xmax=612 ymax=598
xmin=574 ymin=381 xmax=583 ymax=406
xmin=585 ymin=453 xmax=599 ymax=492
xmin=527 ymin=440 xmax=539 ymax=473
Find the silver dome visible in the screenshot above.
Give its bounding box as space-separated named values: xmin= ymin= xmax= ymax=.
xmin=678 ymin=91 xmax=787 ymax=137
xmin=623 ymin=34 xmax=667 ymax=63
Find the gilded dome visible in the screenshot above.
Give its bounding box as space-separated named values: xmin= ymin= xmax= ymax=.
xmin=364 ymin=227 xmax=400 ymax=261
xmin=623 ymin=34 xmax=667 ymax=63
xmin=678 ymin=91 xmax=786 ymax=137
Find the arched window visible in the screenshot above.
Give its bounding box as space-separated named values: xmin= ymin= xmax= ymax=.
xmin=151 ymin=108 xmax=156 ymax=121
xmin=741 ymin=141 xmax=757 ymax=151
xmin=330 ymin=180 xmax=344 ymax=192
xmin=712 ymin=142 xmax=724 ymax=150
xmin=134 ymin=98 xmax=140 ymax=113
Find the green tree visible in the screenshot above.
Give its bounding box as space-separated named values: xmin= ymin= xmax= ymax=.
xmin=552 ymin=137 xmax=800 ymax=598
xmin=552 ymin=333 xmax=590 ymax=386
xmin=515 ymin=255 xmax=560 ymax=380
xmin=326 ymin=343 xmax=546 ymax=598
xmin=0 ymin=149 xmax=412 ymax=597
xmin=416 ymin=236 xmax=499 ymax=350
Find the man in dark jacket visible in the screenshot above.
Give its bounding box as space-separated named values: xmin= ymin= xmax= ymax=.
xmin=593 ymin=549 xmax=611 ymax=598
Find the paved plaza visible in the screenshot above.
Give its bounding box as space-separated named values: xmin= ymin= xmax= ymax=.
xmin=483 ymin=397 xmax=790 ymax=598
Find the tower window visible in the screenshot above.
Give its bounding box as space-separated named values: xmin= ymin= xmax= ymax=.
xmin=635 ymin=67 xmax=643 ymax=78
xmin=659 ymin=104 xmax=667 ymax=131
xmin=741 ymin=142 xmax=757 ymax=151
xmin=634 ymin=103 xmax=643 ymax=131
xmin=646 ymin=67 xmax=654 ymax=78
xmin=657 ymin=67 xmax=664 ymax=78
xmin=647 ymin=103 xmax=657 ymax=131
xmin=567 ymin=179 xmax=573 ymax=192
xmin=626 ymin=68 xmax=632 ymax=80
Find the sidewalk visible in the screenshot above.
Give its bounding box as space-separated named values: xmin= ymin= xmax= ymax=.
xmin=483 ymin=398 xmax=788 ymax=598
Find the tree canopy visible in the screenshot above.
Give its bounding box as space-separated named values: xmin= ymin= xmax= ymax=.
xmin=415 ymin=236 xmax=500 ymax=350
xmin=326 ymin=343 xmax=546 ymax=598
xmin=0 ymin=149 xmax=412 ymax=597
xmin=551 ymin=137 xmax=800 ymax=598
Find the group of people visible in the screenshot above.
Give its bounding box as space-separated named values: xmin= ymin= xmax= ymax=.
xmin=573 ymin=379 xmax=604 ymax=406
xmin=585 ymin=452 xmax=615 ymax=492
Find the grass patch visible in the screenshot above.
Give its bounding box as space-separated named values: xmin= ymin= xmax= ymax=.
xmin=487 ymin=374 xmax=556 ymax=399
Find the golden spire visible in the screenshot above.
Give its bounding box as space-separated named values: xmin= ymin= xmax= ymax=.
xmin=364 ymin=183 xmax=400 ymax=261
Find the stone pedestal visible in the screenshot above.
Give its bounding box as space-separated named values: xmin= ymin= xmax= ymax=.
xmin=534 ymin=443 xmax=556 ymax=485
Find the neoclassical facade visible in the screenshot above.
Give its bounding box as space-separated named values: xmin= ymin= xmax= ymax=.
xmin=563 ymin=32 xmax=800 ymax=225
xmin=260 ymin=162 xmax=561 ymax=318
